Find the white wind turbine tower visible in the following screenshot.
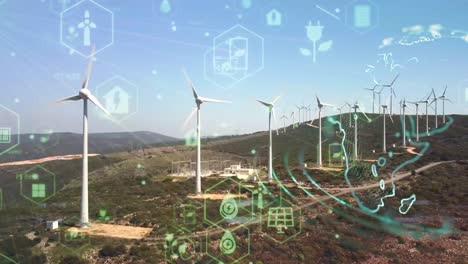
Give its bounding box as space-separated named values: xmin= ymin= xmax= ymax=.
xmin=316 ymin=95 xmax=334 ymax=167
xmin=430 ymin=88 xmax=439 ymax=128
xmin=364 ymin=84 xmax=380 ymax=114
xmin=420 ymin=92 xmax=431 ymax=135
xmin=280 ymin=114 xmax=288 ymax=133
xmin=381 ymin=104 xmax=393 ymax=153
xmin=438 ymin=85 xmax=452 ymax=124
xmin=296 ymin=105 xmax=302 ymax=123
xmin=350 ymin=102 xmax=371 ymax=160
xmin=400 ymin=99 xmax=410 ymax=147
xmin=407 ymin=100 xmax=421 ymax=141
xmin=257 ymin=96 xmax=281 ymax=182
xmin=290 ymin=111 xmax=295 ymax=128
xmin=183 ymin=69 xmax=231 ymax=194
xmin=56 ymin=47 xmax=111 ymax=228
xmin=381 ymin=73 xmax=400 ymax=115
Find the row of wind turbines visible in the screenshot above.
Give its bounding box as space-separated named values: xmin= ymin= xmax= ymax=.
xmin=55 ymin=50 xmax=452 ymax=228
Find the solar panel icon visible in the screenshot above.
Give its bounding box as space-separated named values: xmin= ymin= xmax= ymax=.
xmin=354 ymin=5 xmax=371 ymax=28
xmin=267 ymin=207 xmax=294 ymax=234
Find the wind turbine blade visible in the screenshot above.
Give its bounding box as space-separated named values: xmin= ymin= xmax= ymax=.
xmin=272 ymin=95 xmax=281 ymax=105
xmin=182 ymin=68 xmax=199 ymax=99
xmin=359 ymin=108 xmax=371 ymax=122
xmin=200 ymin=97 xmax=231 ymax=104
xmin=315 ymin=95 xmax=321 ymax=106
xmin=442 ymin=85 xmax=447 ymax=96
xmin=322 ymin=103 xmax=335 ymax=107
xmin=272 ymin=109 xmax=279 ymax=136
xmin=390 ymin=73 xmax=400 ymax=86
xmin=56 ymin=95 xmax=81 ymax=103
xmin=82 ymin=45 xmax=96 ymax=89
xmin=444 ymin=98 xmax=454 ymax=103
xmin=257 ymin=99 xmax=272 ymax=107
xmin=183 ymin=107 xmax=197 ymax=128
xmin=306 ymin=122 xmax=319 ymax=128
xmin=388 ymin=113 xmax=394 ymax=123
xmin=87 ymin=93 xmax=110 ymax=115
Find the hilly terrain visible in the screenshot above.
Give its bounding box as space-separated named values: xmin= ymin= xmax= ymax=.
xmin=0 ymin=131 xmax=180 ymax=163
xmin=0 ymin=113 xmax=466 ymax=263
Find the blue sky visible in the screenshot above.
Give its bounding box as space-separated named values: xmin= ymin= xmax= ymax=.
xmin=0 ymin=0 xmax=467 ymax=138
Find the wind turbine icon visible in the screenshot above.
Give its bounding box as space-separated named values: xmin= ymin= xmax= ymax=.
xmin=78 ymin=10 xmax=96 ymax=47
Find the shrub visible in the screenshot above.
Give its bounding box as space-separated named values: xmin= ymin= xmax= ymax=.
xmin=60 ymin=256 xmax=86 ymax=264
xmin=99 ymin=244 xmax=127 ymax=257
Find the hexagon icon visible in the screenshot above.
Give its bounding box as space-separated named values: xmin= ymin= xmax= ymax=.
xmin=18 ymin=165 xmax=56 ymax=205
xmin=262 ymin=195 xmax=301 ymax=244
xmin=60 ymin=0 xmax=114 ymax=58
xmin=0 ymin=104 xmax=20 ymax=158
xmin=345 ymin=0 xmax=379 ymax=34
xmin=95 ymin=76 xmax=139 ymax=121
xmin=206 ymin=224 xmax=250 ymax=263
xmin=57 ymin=216 xmax=91 ymax=254
xmin=204 ymin=24 xmax=264 ymax=89
xmin=204 ymin=177 xmax=255 ymax=228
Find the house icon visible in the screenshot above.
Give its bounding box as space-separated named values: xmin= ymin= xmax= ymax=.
xmin=103 ymin=86 xmax=130 ymax=114
xmin=266 ymin=9 xmax=282 ymax=26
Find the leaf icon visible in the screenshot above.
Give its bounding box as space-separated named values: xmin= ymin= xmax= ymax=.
xmin=318 ymin=40 xmax=333 ymax=52
xmin=299 ymin=48 xmax=311 ymax=56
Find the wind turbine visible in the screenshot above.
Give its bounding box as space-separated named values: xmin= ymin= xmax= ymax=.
xmin=280 ymin=114 xmax=288 ymax=133
xmin=290 ymin=111 xmax=295 ymax=128
xmin=375 ymin=86 xmax=384 ymax=114
xmin=407 ymin=100 xmax=421 ymax=141
xmin=430 ymin=88 xmax=438 ymax=128
xmin=364 ymin=84 xmax=380 ymax=114
xmin=438 ymin=85 xmax=452 ymax=124
xmin=400 ymin=99 xmax=410 ymax=147
xmin=257 ymin=96 xmax=281 ymax=182
xmin=344 ymin=102 xmax=353 ymax=127
xmin=420 ymin=92 xmax=432 ymax=135
xmin=381 ymin=73 xmax=400 ymax=115
xmin=350 ymin=102 xmax=371 ymax=160
xmin=316 ymin=95 xmax=334 ymax=167
xmin=56 ymin=46 xmax=110 ymax=228
xmin=183 ymin=69 xmax=231 ymax=194
xmin=381 ymin=105 xmax=394 ymax=153
xmin=296 ymin=105 xmax=302 ymax=123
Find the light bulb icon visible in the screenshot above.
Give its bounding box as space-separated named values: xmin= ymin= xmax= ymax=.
xmin=306 ymin=20 xmax=323 ymax=63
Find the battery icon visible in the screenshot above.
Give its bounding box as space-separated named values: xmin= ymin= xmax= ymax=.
xmin=354 ymin=5 xmax=371 ymax=28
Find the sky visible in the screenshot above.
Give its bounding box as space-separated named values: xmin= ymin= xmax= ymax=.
xmin=0 ymin=0 xmax=467 ymax=138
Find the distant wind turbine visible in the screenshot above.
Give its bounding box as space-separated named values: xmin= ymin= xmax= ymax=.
xmin=430 ymin=88 xmax=439 ymax=128
xmin=316 ymin=95 xmax=334 ymax=167
xmin=183 ymin=69 xmax=231 ymax=194
xmin=381 ymin=74 xmax=400 ymax=115
xmin=257 ymin=96 xmax=281 ymax=182
xmin=280 ymin=113 xmax=288 ymax=133
xmin=56 ymin=46 xmax=110 ymax=228
xmin=350 ymin=102 xmax=370 ymax=160
xmin=438 ymin=85 xmax=452 ymax=124
xmin=381 ymin=104 xmax=393 ymax=153
xmin=364 ymin=84 xmax=380 ymax=114
xmin=407 ymin=100 xmax=421 ymax=141
xmin=400 ymin=99 xmax=410 ymax=147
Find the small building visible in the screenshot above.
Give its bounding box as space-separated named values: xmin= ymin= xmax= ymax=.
xmin=46 ymin=220 xmax=59 ymax=231
xmin=221 ymin=164 xmax=257 ymax=181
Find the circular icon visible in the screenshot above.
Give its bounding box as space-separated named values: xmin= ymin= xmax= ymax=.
xmin=171 ymin=238 xmax=195 ymax=261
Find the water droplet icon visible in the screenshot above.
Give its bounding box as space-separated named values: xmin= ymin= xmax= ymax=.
xmin=220 ymin=231 xmax=236 ymax=255
xmin=219 ymin=195 xmax=238 ymax=220
xmin=160 ymin=0 xmax=171 ymax=14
